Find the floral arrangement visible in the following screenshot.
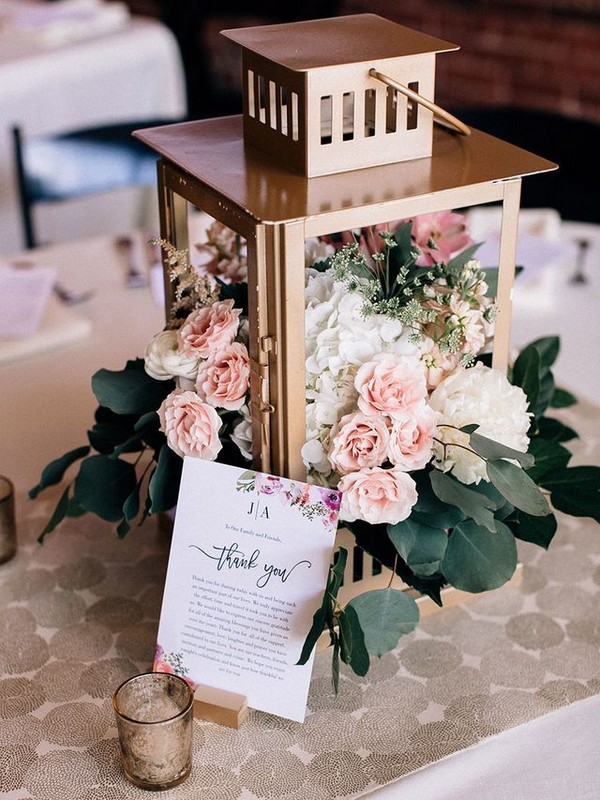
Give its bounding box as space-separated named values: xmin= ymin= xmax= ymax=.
xmin=30 ymin=211 xmax=600 ymax=687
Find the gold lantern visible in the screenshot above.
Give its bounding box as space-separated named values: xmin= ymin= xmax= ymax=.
xmin=134 ymin=13 xmax=556 ymax=495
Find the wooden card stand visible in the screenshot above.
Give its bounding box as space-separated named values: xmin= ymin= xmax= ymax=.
xmin=193 ymin=685 xmax=248 ymax=729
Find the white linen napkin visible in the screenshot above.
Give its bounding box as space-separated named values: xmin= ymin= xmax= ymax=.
xmin=0 ymin=264 xmax=56 ymax=338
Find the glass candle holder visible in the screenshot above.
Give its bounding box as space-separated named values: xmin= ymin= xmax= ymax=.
xmin=112 ymin=671 xmax=194 ymax=791
xmin=0 ymin=476 xmax=16 ymax=564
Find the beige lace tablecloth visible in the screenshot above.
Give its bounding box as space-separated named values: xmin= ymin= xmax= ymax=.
xmin=1 ymin=401 xmax=599 ymax=800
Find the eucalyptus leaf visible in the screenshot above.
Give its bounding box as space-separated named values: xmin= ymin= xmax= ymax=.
xmin=29 ymin=445 xmax=90 ymax=499
xmin=527 ymin=336 xmax=560 ymax=369
xmin=509 ymin=510 xmax=557 ymax=549
xmin=429 ymin=471 xmax=498 ymax=532
xmin=388 ymin=517 xmax=448 ymax=576
xmin=122 ymin=484 xmax=141 ymax=523
xmin=73 ymin=455 xmax=137 ymax=521
xmin=349 ymin=588 xmax=420 ymax=656
xmin=332 ymin=638 xmax=340 ymax=694
xmin=526 ymin=438 xmax=571 ymax=483
xmin=338 ymin=605 xmax=370 ymax=676
xmin=442 ymin=519 xmax=518 ymax=592
xmin=511 ymin=346 xmax=540 ymax=414
xmin=37 ymin=486 xmax=71 ymax=542
xmin=487 ymin=459 xmax=550 ymax=517
xmin=469 ymin=432 xmax=534 ymax=468
xmin=148 ymin=445 xmax=183 ymax=514
xmin=92 ymin=359 xmax=174 ymax=415
xmin=550 ymin=387 xmax=577 ymax=408
xmin=297 ymin=606 xmax=328 ymax=666
xmin=537 ymin=416 xmax=578 ymax=443
xmin=540 ymin=466 xmax=600 ymax=522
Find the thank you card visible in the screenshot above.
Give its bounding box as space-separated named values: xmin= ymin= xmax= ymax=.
xmin=154 ymin=458 xmax=341 ymax=722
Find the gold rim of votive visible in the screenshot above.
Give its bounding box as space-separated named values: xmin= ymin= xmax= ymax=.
xmin=112 ymin=671 xmax=194 ymax=725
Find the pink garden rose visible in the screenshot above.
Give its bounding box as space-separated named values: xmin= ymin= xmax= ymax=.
xmin=179 ymin=299 xmax=241 ymax=359
xmin=338 ymin=467 xmax=418 ymax=525
xmin=354 ymin=357 xmax=427 ymax=418
xmin=409 ymin=211 xmax=472 ymax=266
xmin=255 ymin=474 xmax=283 ymax=495
xmin=158 ymin=389 xmax=222 ymax=460
xmin=328 ymin=411 xmax=390 ymax=475
xmin=196 ymin=342 xmax=250 ymax=411
xmin=387 ymin=403 xmax=438 ymax=471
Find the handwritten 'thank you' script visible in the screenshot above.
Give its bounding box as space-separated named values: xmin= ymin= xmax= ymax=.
xmin=154 ymin=459 xmax=340 ymax=722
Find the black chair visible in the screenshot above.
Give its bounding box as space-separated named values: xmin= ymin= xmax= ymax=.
xmin=11 ymin=118 xmax=181 ymax=249
xmin=448 ymin=106 xmax=600 ymax=223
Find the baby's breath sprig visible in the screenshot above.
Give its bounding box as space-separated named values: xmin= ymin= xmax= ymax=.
xmin=323 ymin=224 xmax=496 ymax=360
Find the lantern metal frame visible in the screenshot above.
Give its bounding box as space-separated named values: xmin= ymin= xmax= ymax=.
xmin=135 ymin=114 xmax=555 ymax=483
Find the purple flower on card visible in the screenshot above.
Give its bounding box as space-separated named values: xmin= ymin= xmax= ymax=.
xmin=319 ymin=488 xmax=342 ymax=511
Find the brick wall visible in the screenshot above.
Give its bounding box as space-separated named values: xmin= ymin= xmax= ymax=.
xmin=339 ymin=0 xmax=600 ymax=122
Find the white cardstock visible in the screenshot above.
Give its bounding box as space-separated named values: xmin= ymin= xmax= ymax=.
xmin=154 ymin=458 xmax=341 ymax=722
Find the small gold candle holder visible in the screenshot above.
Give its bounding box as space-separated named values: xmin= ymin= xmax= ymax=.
xmin=112 ymin=672 xmax=194 ymax=791
xmin=0 ymin=476 xmax=16 ymax=564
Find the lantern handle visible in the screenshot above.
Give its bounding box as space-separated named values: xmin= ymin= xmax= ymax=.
xmin=368 ymin=68 xmax=471 ymax=137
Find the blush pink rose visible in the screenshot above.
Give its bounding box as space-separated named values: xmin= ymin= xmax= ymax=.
xmin=338 ymin=467 xmax=418 ymax=525
xmin=158 ymin=389 xmax=222 ymax=460
xmin=328 ymin=411 xmax=390 ymax=475
xmin=354 ymin=357 xmax=427 ymax=418
xmin=196 ymin=342 xmax=250 ymax=411
xmin=387 ymin=403 xmax=438 ymax=471
xmin=179 ymin=299 xmax=241 ymax=359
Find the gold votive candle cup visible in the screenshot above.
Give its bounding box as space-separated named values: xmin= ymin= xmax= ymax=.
xmin=0 ymin=476 xmax=16 ymax=564
xmin=112 ymin=672 xmax=194 ymax=791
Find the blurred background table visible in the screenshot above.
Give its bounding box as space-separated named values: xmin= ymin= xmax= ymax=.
xmin=0 ymin=6 xmax=186 ymax=254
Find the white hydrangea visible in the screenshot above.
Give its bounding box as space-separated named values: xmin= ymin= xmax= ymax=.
xmin=304 ymin=270 xmax=418 ymax=480
xmin=429 ymin=361 xmax=531 ymax=485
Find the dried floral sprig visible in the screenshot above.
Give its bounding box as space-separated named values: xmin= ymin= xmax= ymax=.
xmin=151 ymin=238 xmax=221 ymax=327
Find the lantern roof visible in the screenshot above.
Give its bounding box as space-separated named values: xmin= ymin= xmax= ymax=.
xmin=221 ymin=14 xmax=459 ymax=72
xmin=135 ymin=116 xmax=557 ymax=228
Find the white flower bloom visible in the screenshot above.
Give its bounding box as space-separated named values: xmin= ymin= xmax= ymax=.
xmin=230 ymin=404 xmax=253 ymax=461
xmin=144 ymin=330 xmax=199 ymax=382
xmin=305 ymin=237 xmax=334 ymax=267
xmin=303 ymin=270 xmax=421 ymax=481
xmin=429 ymin=362 xmax=531 ymax=485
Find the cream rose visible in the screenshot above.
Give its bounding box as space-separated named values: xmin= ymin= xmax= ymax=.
xmin=144 ymin=330 xmax=199 ymax=382
xmin=179 ymin=299 xmax=241 ymax=359
xmin=338 ymin=467 xmax=418 ymax=525
xmin=158 ymin=389 xmax=222 ymax=460
xmin=387 ymin=403 xmax=438 ymax=471
xmin=196 ymin=342 xmax=249 ymax=411
xmin=354 ymin=356 xmax=427 ymax=418
xmin=328 ymin=412 xmax=390 ymax=475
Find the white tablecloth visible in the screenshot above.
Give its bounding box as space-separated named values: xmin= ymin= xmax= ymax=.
xmin=0 ymin=13 xmax=186 ymax=254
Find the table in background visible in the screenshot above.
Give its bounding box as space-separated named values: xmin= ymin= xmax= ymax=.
xmin=1 ymin=227 xmax=600 ymax=799
xmin=0 ymin=12 xmax=186 ymax=254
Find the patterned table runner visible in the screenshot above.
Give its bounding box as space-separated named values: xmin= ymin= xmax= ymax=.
xmin=1 ymin=401 xmax=599 ymax=799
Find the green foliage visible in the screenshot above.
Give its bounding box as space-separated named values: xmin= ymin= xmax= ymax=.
xmin=348 ymin=588 xmax=420 ymax=657
xmin=442 ymin=519 xmax=518 ymax=592
xmin=92 ymin=359 xmax=174 ymax=415
xmin=388 ymin=517 xmax=447 ymax=576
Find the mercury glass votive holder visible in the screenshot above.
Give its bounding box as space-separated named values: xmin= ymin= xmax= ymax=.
xmin=112 ymin=671 xmax=194 ymax=791
xmin=0 ymin=476 xmax=16 ymax=564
